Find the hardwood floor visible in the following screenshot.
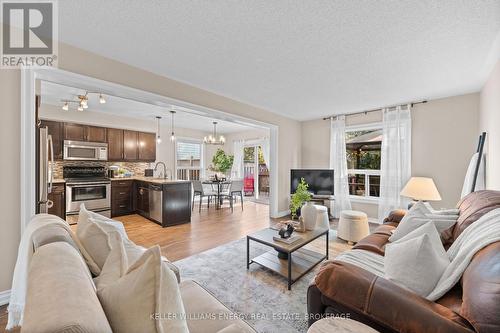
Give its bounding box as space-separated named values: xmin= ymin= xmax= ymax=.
xmin=116 ymin=201 xmax=277 ymax=261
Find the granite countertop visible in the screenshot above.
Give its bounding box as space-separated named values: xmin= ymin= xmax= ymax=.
xmin=110 ymin=176 xmax=191 ymax=185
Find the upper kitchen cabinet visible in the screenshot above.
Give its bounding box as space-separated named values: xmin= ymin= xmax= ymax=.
xmin=138 ymin=132 xmax=156 ymax=161
xmin=39 ymin=120 xmax=63 ymax=160
xmin=123 ymin=130 xmax=138 ymax=160
xmin=86 ymin=126 xmax=107 ymax=143
xmin=63 ymin=123 xmax=86 ymax=141
xmin=63 ymin=123 xmax=107 ymax=143
xmin=107 ymin=128 xmax=124 ymax=161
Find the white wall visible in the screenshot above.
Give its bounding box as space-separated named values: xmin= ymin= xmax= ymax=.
xmin=301 ymin=93 xmax=480 ymax=219
xmin=479 ymin=59 xmax=500 ymax=190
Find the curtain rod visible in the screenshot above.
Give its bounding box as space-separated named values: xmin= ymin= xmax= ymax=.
xmin=322 ymin=100 xmax=427 ymax=120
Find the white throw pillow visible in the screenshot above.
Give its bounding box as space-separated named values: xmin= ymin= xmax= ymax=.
xmin=96 ymin=244 xmax=189 ymax=333
xmin=78 ymin=204 xmax=128 ymax=239
xmin=94 ymin=231 xmax=128 ymax=289
xmin=389 ymin=202 xmax=457 ymax=242
xmin=77 ymin=219 xmax=111 ymax=275
xmin=385 ymin=222 xmax=450 ymax=297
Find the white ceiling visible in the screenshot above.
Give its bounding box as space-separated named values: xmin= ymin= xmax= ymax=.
xmin=58 ymin=1 xmax=500 ymax=121
xmin=40 ymin=81 xmax=253 ymax=133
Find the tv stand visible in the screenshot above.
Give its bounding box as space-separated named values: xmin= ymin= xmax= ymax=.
xmin=310 ymin=195 xmax=334 ymax=218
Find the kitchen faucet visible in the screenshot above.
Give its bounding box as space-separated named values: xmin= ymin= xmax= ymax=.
xmin=154 ymin=162 xmax=167 ymax=179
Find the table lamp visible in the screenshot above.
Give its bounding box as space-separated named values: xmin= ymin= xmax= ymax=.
xmin=400 ymin=177 xmax=441 ymax=208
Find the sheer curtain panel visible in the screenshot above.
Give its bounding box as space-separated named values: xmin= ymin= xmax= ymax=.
xmin=330 ymin=116 xmax=352 ymax=218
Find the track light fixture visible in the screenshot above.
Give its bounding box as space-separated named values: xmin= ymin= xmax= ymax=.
xmin=61 ymin=91 xmax=107 ymax=111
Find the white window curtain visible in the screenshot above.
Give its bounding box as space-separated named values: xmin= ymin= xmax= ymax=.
xmin=261 ymin=137 xmax=270 ymax=168
xmin=330 ymin=116 xmax=352 ymax=218
xmin=378 ymin=105 xmax=412 ymax=222
xmin=231 ymin=140 xmax=245 ymax=179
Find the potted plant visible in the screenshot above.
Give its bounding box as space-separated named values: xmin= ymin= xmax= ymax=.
xmin=208 ymin=148 xmax=234 ymax=177
xmin=290 ymin=177 xmax=312 ymax=219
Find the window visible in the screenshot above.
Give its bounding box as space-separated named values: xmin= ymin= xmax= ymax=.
xmin=176 ymin=139 xmax=203 ymax=180
xmin=345 ymin=127 xmax=382 ymax=199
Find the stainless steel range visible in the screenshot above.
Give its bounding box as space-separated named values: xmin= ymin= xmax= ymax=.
xmin=64 ymin=166 xmax=111 ymax=217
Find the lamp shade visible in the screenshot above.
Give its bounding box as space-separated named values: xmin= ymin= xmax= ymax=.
xmin=400 ymin=177 xmax=442 ymax=201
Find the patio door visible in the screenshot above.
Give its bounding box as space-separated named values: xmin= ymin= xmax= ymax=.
xmin=243 ymin=145 xmax=269 ymax=203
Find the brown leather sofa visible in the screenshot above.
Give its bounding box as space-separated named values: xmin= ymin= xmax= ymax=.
xmin=307 ymin=190 xmax=500 ymax=333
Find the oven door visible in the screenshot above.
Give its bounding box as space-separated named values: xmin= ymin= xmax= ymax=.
xmin=66 ymin=183 xmax=111 ymax=214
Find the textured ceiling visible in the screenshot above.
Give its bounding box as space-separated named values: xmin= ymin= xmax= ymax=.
xmin=58 ymin=1 xmax=500 ymax=120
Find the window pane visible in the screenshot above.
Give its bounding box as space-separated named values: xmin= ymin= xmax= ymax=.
xmin=348 ymin=174 xmax=365 ymax=196
xmin=369 ymin=175 xmax=380 ymax=197
xmin=345 ymin=130 xmax=382 ymax=170
xmin=244 ymin=147 xmax=255 ymax=162
xmin=176 ymin=141 xmax=201 ymax=166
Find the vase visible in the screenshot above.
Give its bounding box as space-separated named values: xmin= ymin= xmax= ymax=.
xmin=301 ymin=201 xmax=317 ymax=230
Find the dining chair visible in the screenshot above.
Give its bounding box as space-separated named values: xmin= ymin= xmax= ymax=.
xmin=223 ymin=179 xmax=244 ymax=212
xmin=193 ymin=180 xmax=216 ymax=212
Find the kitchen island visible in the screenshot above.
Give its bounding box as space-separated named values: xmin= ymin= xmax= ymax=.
xmin=111 ymin=177 xmax=192 ymax=227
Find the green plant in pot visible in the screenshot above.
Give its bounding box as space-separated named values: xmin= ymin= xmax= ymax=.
xmin=290 ymin=177 xmax=312 ymax=219
xmin=209 ymin=148 xmax=234 ymax=176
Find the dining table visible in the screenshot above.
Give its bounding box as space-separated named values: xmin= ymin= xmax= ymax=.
xmin=202 ymin=179 xmax=231 ymax=209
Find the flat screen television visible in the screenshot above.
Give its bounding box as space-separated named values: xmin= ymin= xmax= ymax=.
xmin=290 ymin=169 xmax=334 ymax=196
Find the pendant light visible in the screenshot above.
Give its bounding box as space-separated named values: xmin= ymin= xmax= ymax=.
xmin=156 ymin=116 xmax=162 ymax=144
xmin=62 ymin=102 xmax=69 ymax=111
xmin=204 ymin=122 xmax=225 ymax=145
xmin=170 ymin=110 xmax=176 ymax=142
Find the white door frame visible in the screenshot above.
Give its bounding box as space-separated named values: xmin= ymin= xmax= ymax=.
xmin=20 ymin=67 xmax=280 ymax=230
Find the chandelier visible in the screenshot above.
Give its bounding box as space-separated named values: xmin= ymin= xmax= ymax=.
xmin=204 ymin=122 xmax=225 ymax=145
xmin=61 ymin=91 xmax=106 ymax=111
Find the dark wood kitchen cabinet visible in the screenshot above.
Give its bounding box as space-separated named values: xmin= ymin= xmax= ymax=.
xmin=138 ymin=132 xmax=156 ymax=161
xmin=86 ymin=126 xmax=107 ymax=143
xmin=48 ymin=182 xmax=65 ymax=219
xmin=111 ymin=180 xmax=134 ymax=217
xmin=107 ymin=128 xmax=124 ymax=161
xmin=63 ymin=123 xmax=87 ymax=141
xmin=64 ymin=123 xmax=107 ymax=142
xmin=123 ymin=130 xmax=138 ymax=160
xmin=39 ymin=120 xmax=63 ymax=160
xmin=44 ymin=120 xmax=155 ymax=162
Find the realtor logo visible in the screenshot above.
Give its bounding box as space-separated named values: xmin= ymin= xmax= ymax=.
xmin=1 ymin=0 xmax=58 ymax=68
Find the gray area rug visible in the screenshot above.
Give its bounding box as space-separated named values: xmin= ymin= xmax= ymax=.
xmin=174 ymin=230 xmax=350 ymax=333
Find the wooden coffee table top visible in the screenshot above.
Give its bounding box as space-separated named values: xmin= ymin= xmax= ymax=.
xmin=247 ymin=227 xmax=329 ymax=253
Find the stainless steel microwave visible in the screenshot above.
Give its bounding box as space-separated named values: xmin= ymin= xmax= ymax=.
xmin=63 ymin=140 xmax=108 ymax=161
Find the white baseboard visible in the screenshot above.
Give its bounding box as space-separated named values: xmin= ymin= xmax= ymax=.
xmin=0 ymin=289 xmax=10 ymax=306
xmin=273 ymin=210 xmax=290 ymax=218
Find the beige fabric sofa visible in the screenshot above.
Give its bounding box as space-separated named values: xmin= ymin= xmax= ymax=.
xmin=22 ymin=221 xmax=255 ymax=333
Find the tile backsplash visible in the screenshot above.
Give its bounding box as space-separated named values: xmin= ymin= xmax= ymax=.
xmin=52 ymin=161 xmax=153 ymax=179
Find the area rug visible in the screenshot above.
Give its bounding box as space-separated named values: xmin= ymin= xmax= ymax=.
xmin=174 ymin=229 xmax=351 ymax=333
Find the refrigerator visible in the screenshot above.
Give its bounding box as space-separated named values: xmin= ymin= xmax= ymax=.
xmin=37 ymin=126 xmax=54 ymax=213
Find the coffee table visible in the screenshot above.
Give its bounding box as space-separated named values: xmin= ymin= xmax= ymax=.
xmin=247 ymin=228 xmax=329 ymax=290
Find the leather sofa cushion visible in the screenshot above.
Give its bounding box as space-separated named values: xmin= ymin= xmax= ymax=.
xmin=31 ymin=223 xmax=78 ymax=251
xmin=460 ymin=242 xmax=500 ymax=333
xmin=23 ymin=242 xmax=112 ymax=333
xmin=450 ymin=191 xmax=500 ymax=243
xmin=352 ymin=225 xmax=395 ymax=255
xmin=180 ymin=280 xmax=255 ymax=333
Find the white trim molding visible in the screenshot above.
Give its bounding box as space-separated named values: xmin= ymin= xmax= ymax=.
xmin=0 ymin=289 xmax=10 ymax=306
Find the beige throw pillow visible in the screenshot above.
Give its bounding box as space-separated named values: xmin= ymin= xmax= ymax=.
xmin=96 ymin=244 xmax=189 ymax=333
xmin=77 ymin=219 xmax=111 ymax=275
xmin=385 ymin=222 xmax=450 ymax=297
